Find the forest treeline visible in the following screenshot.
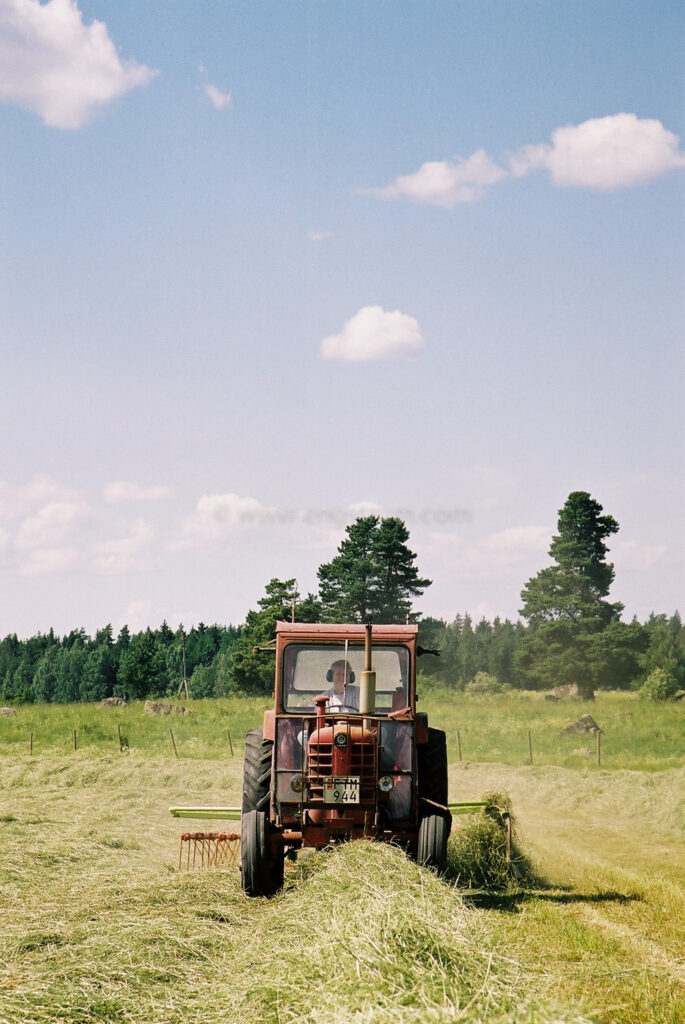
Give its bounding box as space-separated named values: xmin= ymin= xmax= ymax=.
xmin=0 ymin=608 xmax=682 ymax=705
xmin=2 ymin=496 xmax=684 ymax=704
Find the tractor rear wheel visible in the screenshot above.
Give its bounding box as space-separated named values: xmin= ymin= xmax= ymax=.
xmin=240 ymin=809 xmax=284 ymax=896
xmin=417 ymin=813 xmax=448 ymax=873
xmin=242 ymin=729 xmax=272 ymax=813
xmin=417 ymin=727 xmax=448 ymax=806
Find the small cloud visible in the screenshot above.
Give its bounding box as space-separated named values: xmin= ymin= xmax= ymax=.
xmin=177 ymin=492 xmax=278 ymax=548
xmin=510 ymin=113 xmax=685 ymax=190
xmin=15 ymin=501 xmax=92 ymax=550
xmin=365 ymin=150 xmax=507 ymax=208
xmin=120 ymin=599 xmax=155 ymax=632
xmin=613 ymin=541 xmax=667 ymax=571
xmin=204 ymin=82 xmax=231 ymax=110
xmin=320 ymin=305 xmax=424 ymax=362
xmin=307 ymin=230 xmax=332 ymax=242
xmin=104 ymin=481 xmax=174 ymax=503
xmin=0 ymin=0 xmax=156 ymax=129
xmin=347 ymin=500 xmax=384 ymax=518
xmin=485 ymin=526 xmax=551 ymax=555
xmin=17 ymin=546 xmax=80 ymax=576
xmin=196 ymin=493 xmax=276 ymax=525
xmin=93 ymin=518 xmax=154 ymax=574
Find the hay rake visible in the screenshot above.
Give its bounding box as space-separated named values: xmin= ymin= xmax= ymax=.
xmin=178 ymin=831 xmax=240 ymax=871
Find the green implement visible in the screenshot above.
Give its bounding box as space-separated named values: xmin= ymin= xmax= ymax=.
xmin=170 ymin=806 xmax=242 ymax=820
xmin=170 ymin=802 xmax=490 ymax=821
xmin=447 ymin=801 xmax=491 ymax=815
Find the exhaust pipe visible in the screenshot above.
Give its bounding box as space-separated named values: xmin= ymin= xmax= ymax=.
xmin=359 ymin=616 xmax=376 ymax=715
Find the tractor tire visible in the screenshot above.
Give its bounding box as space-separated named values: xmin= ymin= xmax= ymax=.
xmin=240 ymin=809 xmax=284 ymax=897
xmin=417 ymin=813 xmax=448 ymax=873
xmin=242 ymin=729 xmax=273 ymax=814
xmin=417 ymin=727 xmax=448 ymax=807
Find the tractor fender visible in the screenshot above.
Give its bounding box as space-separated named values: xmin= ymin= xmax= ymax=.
xmin=262 ymin=708 xmax=276 ymax=742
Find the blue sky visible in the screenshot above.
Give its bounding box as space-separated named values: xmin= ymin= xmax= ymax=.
xmin=1 ymin=0 xmax=683 ymax=637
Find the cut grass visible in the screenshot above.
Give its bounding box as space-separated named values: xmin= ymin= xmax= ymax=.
xmin=0 ymin=754 xmax=590 ymax=1024
xmin=1 ymin=754 xmax=682 ymax=1023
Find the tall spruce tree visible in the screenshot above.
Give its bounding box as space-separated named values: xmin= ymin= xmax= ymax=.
xmin=517 ymin=491 xmax=623 ymax=699
xmin=317 ymin=515 xmax=431 ymax=623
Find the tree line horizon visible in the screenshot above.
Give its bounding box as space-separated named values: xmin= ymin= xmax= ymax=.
xmin=1 ymin=492 xmax=683 ymax=704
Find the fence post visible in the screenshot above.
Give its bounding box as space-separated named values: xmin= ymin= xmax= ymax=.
xmin=30 ymin=731 xmax=33 ymax=756
xmin=227 ymin=730 xmax=234 ymax=757
xmin=117 ymin=723 xmax=123 ymax=753
xmin=527 ymin=729 xmax=533 ymax=765
xmin=73 ymin=729 xmax=77 ymax=751
xmin=169 ymin=728 xmax=178 ymax=758
xmin=456 ymin=730 xmax=462 ymax=762
xmin=596 ymin=730 xmax=601 ymax=767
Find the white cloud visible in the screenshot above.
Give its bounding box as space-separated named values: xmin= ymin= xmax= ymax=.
xmin=93 ymin=518 xmax=154 ymax=574
xmin=320 ymin=305 xmax=424 ymax=362
xmin=347 ymin=500 xmax=384 ymax=518
xmin=366 ymin=150 xmax=507 ymax=207
xmin=613 ymin=540 xmax=667 ymax=571
xmin=17 ymin=546 xmax=79 ymax=576
xmin=120 ymin=598 xmax=155 ymax=632
xmin=307 ymin=230 xmax=332 ymax=242
xmin=15 ymin=500 xmax=92 ymax=549
xmin=485 ymin=525 xmax=551 ymax=555
xmin=177 ymin=493 xmax=278 ymax=548
xmin=103 ymin=481 xmax=174 ymax=503
xmin=197 ymin=493 xmax=277 ymax=525
xmin=0 ymin=0 xmax=155 ymax=129
xmin=423 ymin=523 xmax=552 ymax=579
xmin=204 ymin=82 xmax=231 ymax=110
xmin=510 ymin=113 xmax=685 ymax=190
xmin=366 ymin=114 xmax=684 ymax=207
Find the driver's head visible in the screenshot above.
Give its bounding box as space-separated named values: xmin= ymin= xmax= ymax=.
xmin=329 ymin=659 xmax=353 ymax=693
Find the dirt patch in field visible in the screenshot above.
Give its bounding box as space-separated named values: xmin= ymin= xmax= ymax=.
xmin=0 ymin=707 xmax=16 ymax=716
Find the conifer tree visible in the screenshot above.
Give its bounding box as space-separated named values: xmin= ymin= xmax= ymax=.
xmin=317 ymin=516 xmax=431 ymax=623
xmin=518 ymin=491 xmax=623 ymax=699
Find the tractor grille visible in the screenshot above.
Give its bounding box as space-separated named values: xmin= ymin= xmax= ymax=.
xmin=307 ymin=739 xmax=377 ymax=804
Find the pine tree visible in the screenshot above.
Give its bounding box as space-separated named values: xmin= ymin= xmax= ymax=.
xmin=518 ymin=491 xmax=624 ymax=699
xmin=317 ymin=516 xmax=431 ymax=623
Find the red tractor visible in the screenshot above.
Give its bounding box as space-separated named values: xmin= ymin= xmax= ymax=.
xmin=240 ymin=619 xmax=450 ymax=896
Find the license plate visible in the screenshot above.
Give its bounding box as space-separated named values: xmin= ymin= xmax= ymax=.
xmin=323 ymin=777 xmax=360 ymax=805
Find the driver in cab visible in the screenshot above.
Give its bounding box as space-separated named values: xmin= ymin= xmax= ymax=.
xmin=325 ymin=659 xmax=359 ymax=712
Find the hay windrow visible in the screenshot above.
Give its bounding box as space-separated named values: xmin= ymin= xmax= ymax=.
xmin=0 ymin=755 xmax=598 ymax=1024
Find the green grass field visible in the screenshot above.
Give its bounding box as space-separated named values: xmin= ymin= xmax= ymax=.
xmin=1 ymin=689 xmax=683 ymax=770
xmin=1 ymin=693 xmax=683 ymax=1023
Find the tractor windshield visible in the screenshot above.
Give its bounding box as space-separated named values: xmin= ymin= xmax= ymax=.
xmin=282 ymin=643 xmax=409 ymax=714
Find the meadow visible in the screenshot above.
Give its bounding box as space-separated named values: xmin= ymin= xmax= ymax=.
xmin=1 ymin=692 xmax=683 ymax=1023
xmin=1 ymin=688 xmax=682 ymax=771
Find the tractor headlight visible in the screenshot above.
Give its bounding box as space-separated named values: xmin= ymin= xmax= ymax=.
xmin=378 ymin=775 xmax=394 ymax=792
xmin=290 ymin=775 xmax=305 ymax=793
xmin=334 ymin=732 xmax=348 ymax=748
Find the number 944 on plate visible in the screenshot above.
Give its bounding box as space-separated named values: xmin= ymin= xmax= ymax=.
xmin=323 ymin=776 xmax=360 ymax=804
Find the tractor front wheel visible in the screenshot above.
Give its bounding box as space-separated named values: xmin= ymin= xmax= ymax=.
xmin=417 ymin=813 xmax=448 ymax=873
xmin=242 ymin=729 xmax=272 ymax=813
xmin=240 ymin=809 xmax=284 ymax=897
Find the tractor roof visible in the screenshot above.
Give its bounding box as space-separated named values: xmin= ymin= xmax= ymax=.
xmin=274 ymin=621 xmax=418 ymax=640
